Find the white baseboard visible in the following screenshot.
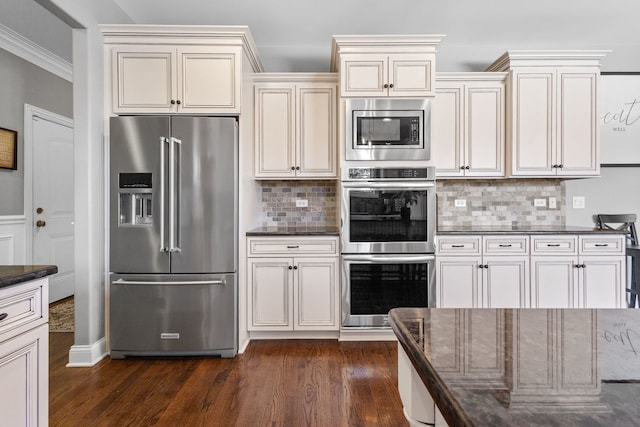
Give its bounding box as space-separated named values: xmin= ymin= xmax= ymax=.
xmin=66 ymin=337 xmax=107 ymax=367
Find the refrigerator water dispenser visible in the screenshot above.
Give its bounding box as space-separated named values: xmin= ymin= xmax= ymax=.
xmin=119 ymin=173 xmax=153 ymax=226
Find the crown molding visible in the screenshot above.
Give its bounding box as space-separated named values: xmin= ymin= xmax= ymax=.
xmin=0 ymin=24 xmax=72 ymax=82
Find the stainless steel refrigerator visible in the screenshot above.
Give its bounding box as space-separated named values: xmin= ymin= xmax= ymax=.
xmin=109 ymin=116 xmax=238 ymax=359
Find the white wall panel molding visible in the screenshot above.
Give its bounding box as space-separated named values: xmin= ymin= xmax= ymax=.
xmin=0 ymin=215 xmax=26 ymax=264
xmin=0 ymin=24 xmax=72 ymax=82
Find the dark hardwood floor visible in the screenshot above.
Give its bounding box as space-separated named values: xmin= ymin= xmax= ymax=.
xmin=50 ymin=333 xmax=410 ymax=427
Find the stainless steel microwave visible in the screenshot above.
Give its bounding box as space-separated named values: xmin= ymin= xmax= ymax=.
xmin=345 ymin=98 xmax=430 ymax=161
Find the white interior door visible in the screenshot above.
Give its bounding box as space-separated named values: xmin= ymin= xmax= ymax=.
xmin=32 ymin=114 xmax=74 ymax=303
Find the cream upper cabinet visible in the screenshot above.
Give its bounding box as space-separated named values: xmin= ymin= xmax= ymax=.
xmin=433 ymin=74 xmax=506 ymax=178
xmin=339 ymin=53 xmax=435 ymax=97
xmin=486 ymin=51 xmax=607 ymax=178
xmin=330 ymin=35 xmax=445 ymax=98
xmin=111 ymin=45 xmax=241 ymax=114
xmin=254 ymin=74 xmax=337 ymax=179
xmin=101 ymin=25 xmax=264 ymax=115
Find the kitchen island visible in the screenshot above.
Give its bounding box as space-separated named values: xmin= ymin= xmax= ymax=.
xmin=390 ymin=307 xmax=640 ymax=426
xmin=0 ymin=264 xmax=56 ymax=426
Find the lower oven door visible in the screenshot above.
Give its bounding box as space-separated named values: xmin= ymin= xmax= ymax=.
xmin=341 ymin=254 xmax=435 ymax=328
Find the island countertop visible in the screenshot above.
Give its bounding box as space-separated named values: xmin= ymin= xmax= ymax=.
xmin=390 ymin=307 xmax=640 ymax=426
xmin=0 ymin=265 xmax=58 ymax=289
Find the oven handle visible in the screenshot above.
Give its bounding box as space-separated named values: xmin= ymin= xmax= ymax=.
xmin=342 ymin=254 xmax=435 ymax=263
xmin=341 ymin=181 xmax=435 ymax=189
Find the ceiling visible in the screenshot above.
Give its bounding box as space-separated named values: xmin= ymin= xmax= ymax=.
xmin=3 ymin=0 xmax=640 ymax=72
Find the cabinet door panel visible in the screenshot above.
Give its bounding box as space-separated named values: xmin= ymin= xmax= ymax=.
xmin=511 ymin=70 xmax=555 ymax=175
xmin=178 ymin=47 xmax=239 ymax=112
xmin=389 ymin=54 xmax=434 ymax=97
xmin=295 ymin=258 xmax=339 ymax=330
xmin=297 ymin=85 xmax=336 ymax=177
xmin=484 ymin=257 xmax=528 ymax=308
xmin=433 ymin=85 xmax=464 ymax=176
xmin=0 ymin=323 xmax=47 ymax=427
xmin=340 ymin=54 xmax=387 ymax=97
xmin=436 ymin=257 xmax=480 ymax=308
xmin=249 ymin=258 xmax=293 ymax=329
xmin=113 ymin=47 xmax=176 ymax=113
xmin=531 ymin=257 xmax=576 ymax=308
xmin=557 ymin=71 xmax=598 ymax=176
xmin=466 ymin=84 xmax=504 ymax=177
xmin=580 ymin=256 xmax=624 ymax=308
xmin=254 ymin=86 xmax=296 ymax=177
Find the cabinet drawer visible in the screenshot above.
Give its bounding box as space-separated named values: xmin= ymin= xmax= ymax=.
xmin=0 ymin=279 xmax=46 ymax=340
xmin=531 ymin=236 xmax=578 ymax=255
xmin=483 ymin=235 xmax=529 ymax=255
xmin=579 ymin=235 xmax=626 ymax=255
xmin=436 ymin=236 xmax=481 ymax=255
xmin=248 ymin=237 xmax=339 ymax=256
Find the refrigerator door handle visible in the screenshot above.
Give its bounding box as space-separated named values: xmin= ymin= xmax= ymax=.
xmin=113 ymin=279 xmax=227 ymax=286
xmin=169 ymin=137 xmax=182 ymax=253
xmin=159 ymin=137 xmax=168 ymax=252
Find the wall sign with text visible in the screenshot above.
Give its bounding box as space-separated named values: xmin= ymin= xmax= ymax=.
xmin=600 ymin=73 xmax=640 ymax=165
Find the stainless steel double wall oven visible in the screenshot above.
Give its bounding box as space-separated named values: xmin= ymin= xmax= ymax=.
xmin=341 ymin=167 xmax=436 ymax=328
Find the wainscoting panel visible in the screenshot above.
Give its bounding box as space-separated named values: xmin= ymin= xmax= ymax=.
xmin=0 ymin=215 xmax=26 ymax=264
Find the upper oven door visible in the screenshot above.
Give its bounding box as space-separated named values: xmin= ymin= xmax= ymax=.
xmin=345 ymin=98 xmax=431 ymax=161
xmin=341 ymin=181 xmax=436 ymax=253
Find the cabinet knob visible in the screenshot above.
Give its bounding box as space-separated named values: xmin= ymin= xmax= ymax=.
xmin=176 ymin=100 xmax=181 ymax=105
xmin=383 ymin=83 xmax=389 ymax=89
xmin=293 ymin=265 xmax=298 ymax=270
xmin=36 ymin=220 xmax=46 ymax=228
xmin=295 ymin=166 xmax=300 ymax=170
xmin=465 ymin=166 xmax=470 ymax=170
xmin=558 ymin=164 xmax=563 ymax=168
xmin=0 ymin=312 xmax=7 ymax=321
xmin=291 ymin=166 xmax=295 ymax=170
xmin=170 ymin=100 xmax=176 ymax=105
xmin=389 ymin=83 xmax=394 ymax=89
xmin=460 ymin=166 xmax=465 ymax=170
xmin=288 ymin=265 xmax=293 ymax=270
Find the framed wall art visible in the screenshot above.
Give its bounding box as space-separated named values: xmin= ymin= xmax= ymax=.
xmin=600 ymin=72 xmax=640 ymax=166
xmin=0 ymin=127 xmax=17 ymax=170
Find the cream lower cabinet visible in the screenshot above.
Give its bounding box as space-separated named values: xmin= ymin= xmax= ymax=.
xmin=436 ymin=235 xmax=529 ymax=308
xmin=0 ymin=278 xmax=49 ymax=427
xmin=247 ymin=236 xmax=339 ymax=331
xmin=433 ymin=73 xmax=506 ymax=178
xmin=254 ymin=74 xmax=337 ymax=178
xmin=530 ymin=235 xmax=626 ymax=308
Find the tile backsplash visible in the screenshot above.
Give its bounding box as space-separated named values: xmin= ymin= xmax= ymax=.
xmin=437 ymin=179 xmax=565 ymax=227
xmin=260 ymin=180 xmax=337 ymax=227
xmin=259 ymin=178 xmax=565 ymax=228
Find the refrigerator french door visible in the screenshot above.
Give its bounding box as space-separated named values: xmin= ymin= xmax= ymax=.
xmin=109 ymin=116 xmax=238 ymax=358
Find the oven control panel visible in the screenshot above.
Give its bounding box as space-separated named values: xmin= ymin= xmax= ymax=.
xmin=346 ymin=167 xmax=435 ymax=181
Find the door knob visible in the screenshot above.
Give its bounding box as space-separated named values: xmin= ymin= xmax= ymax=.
xmin=36 ymin=220 xmax=46 ymax=228
xmin=36 ymin=207 xmax=44 ymax=214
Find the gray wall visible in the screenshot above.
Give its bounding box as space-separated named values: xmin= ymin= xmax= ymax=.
xmin=0 ymin=47 xmax=73 ymax=215
xmin=565 ymin=167 xmax=640 ymax=228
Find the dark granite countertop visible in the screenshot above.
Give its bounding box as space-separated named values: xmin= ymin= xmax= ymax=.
xmin=390 ymin=307 xmax=640 ymax=427
xmin=437 ymin=225 xmax=627 ymax=235
xmin=0 ymin=265 xmax=58 ymax=289
xmin=246 ymin=226 xmax=339 ymax=236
